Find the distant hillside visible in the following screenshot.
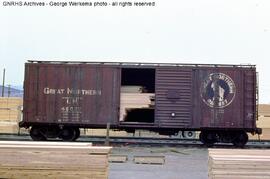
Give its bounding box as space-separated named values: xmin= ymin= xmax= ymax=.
xmin=0 ymin=85 xmax=23 ymax=97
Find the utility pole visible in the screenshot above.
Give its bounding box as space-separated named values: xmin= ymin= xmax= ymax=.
xmin=1 ymin=68 xmax=5 ymax=97
xmin=8 ymin=84 xmax=11 ymax=97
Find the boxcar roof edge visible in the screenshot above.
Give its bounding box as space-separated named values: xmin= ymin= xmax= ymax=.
xmin=27 ymin=60 xmax=256 ymax=68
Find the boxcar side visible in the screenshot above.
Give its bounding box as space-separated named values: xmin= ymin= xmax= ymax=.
xmin=20 ymin=61 xmax=261 ymax=146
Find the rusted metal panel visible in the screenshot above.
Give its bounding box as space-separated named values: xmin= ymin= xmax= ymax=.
xmin=22 ymin=61 xmax=258 ymax=133
xmin=23 ymin=63 xmax=120 ymax=125
xmin=243 ymin=69 xmax=257 ymax=129
xmin=155 ymin=68 xmax=193 ymax=127
xmin=193 ymin=67 xmax=256 ymax=129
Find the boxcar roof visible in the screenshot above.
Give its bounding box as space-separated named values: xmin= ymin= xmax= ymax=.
xmin=27 ymin=60 xmax=256 ymax=68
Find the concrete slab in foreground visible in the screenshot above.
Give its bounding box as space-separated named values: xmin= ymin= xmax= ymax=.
xmin=109 ymin=146 xmax=208 ymax=179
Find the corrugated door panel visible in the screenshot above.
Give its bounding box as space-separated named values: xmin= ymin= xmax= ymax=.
xmin=244 ymin=70 xmax=256 ymax=128
xmin=155 ymin=68 xmax=192 ymax=128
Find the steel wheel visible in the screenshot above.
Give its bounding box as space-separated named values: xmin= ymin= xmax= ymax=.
xmin=74 ymin=128 xmax=80 ymax=140
xmin=199 ymin=131 xmax=217 ymax=147
xmin=232 ymin=131 xmax=248 ymax=148
xmin=60 ymin=127 xmax=76 ymax=141
xmin=30 ymin=126 xmax=46 ymax=141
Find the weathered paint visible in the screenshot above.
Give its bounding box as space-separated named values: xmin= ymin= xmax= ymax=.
xmin=193 ymin=67 xmax=256 ymax=130
xmin=23 ymin=63 xmax=120 ymax=125
xmin=155 ymin=67 xmax=193 ymax=128
xmin=22 ymin=61 xmax=259 ymax=133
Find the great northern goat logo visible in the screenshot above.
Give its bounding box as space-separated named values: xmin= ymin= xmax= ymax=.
xmin=201 ymin=73 xmax=236 ymax=108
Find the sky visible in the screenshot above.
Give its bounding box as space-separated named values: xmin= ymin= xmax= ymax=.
xmin=0 ymin=0 xmax=270 ymax=103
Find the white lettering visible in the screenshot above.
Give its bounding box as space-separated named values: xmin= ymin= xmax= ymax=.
xmin=44 ymin=87 xmax=101 ymax=96
xmin=43 ymin=87 xmax=56 ymax=94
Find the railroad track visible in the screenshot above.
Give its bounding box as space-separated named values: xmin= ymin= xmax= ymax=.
xmin=0 ymin=133 xmax=270 ymax=148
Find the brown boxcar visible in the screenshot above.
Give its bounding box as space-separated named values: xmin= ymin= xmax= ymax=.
xmin=20 ymin=61 xmax=262 ymax=147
